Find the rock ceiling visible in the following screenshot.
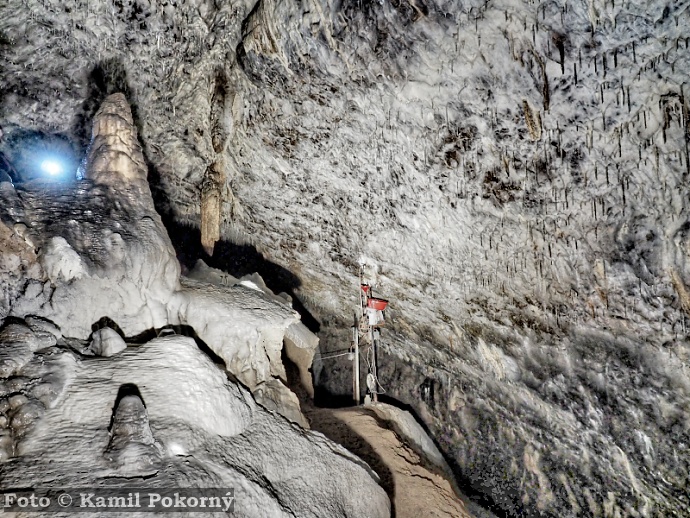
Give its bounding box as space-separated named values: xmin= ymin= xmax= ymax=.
xmin=1 ymin=0 xmax=690 ymax=515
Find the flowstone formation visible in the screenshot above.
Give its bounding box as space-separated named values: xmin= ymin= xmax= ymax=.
xmin=0 ymin=95 xmax=390 ymax=517
xmin=1 ymin=93 xmax=312 ymax=425
xmin=0 ymin=334 xmax=390 ymax=518
xmin=1 ymin=0 xmax=690 ymax=515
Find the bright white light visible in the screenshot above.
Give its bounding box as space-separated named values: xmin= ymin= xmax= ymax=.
xmin=41 ymin=159 xmax=63 ymax=176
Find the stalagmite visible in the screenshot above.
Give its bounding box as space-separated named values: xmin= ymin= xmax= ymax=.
xmin=83 ymin=93 xmax=150 ymax=196
xmin=0 ymin=92 xmax=389 ymax=518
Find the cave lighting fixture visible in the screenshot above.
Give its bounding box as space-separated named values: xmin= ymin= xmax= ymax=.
xmin=40 ymin=158 xmax=64 ymax=177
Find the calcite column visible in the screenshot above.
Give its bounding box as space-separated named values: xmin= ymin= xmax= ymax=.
xmin=84 ymin=93 xmax=151 ymax=198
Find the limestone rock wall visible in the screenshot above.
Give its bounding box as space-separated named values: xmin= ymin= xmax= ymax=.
xmin=1 ymin=0 xmax=690 ymax=516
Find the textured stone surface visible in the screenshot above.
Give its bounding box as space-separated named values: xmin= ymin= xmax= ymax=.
xmin=0 ymin=334 xmax=391 ymax=517
xmin=103 ymin=393 xmax=161 ymax=476
xmin=0 ymin=93 xmax=180 ymax=338
xmin=89 ymin=327 xmax=127 ymax=357
xmin=284 ymin=321 xmax=320 ymax=398
xmin=1 ymin=0 xmax=689 ymax=515
xmin=0 ymin=93 xmax=313 ymax=430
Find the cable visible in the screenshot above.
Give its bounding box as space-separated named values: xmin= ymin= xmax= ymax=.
xmin=315 ymin=349 xmax=353 ymax=360
xmin=317 ymin=351 xmax=353 ymax=360
xmin=362 ymin=343 xmax=386 ymax=394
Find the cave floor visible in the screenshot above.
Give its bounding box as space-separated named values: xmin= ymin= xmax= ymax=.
xmin=304 ymin=404 xmax=471 ymax=518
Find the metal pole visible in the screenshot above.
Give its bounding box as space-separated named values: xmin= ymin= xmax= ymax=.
xmin=371 ymin=327 xmax=378 ymax=402
xmin=354 ymin=326 xmax=360 ymax=404
xmin=351 ymin=326 xmax=355 ymax=401
xmin=356 ymin=271 xmax=364 ymax=405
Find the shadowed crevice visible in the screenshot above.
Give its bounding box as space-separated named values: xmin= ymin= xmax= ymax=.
xmin=145 ymin=159 xmax=321 ymax=334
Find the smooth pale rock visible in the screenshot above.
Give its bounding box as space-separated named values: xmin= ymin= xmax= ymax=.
xmin=188 ymin=260 xmax=292 ymax=306
xmin=187 ymin=258 xmax=238 ymax=286
xmin=89 ymin=327 xmax=127 ymax=357
xmin=284 ymin=321 xmax=319 ymax=398
xmin=40 ymin=236 xmax=86 ymax=282
xmin=1 ymin=337 xmax=390 ymax=517
xmin=253 ymin=378 xmax=309 ymax=428
xmin=181 ymin=264 xmax=311 ymax=423
xmin=238 ymin=272 xmax=293 ymax=306
xmin=170 ymin=278 xmax=299 ymax=391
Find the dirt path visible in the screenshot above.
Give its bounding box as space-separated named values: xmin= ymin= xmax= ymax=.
xmin=304 ymin=405 xmax=472 ymax=518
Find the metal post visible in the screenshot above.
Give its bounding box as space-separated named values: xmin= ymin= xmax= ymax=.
xmin=353 ymin=326 xmax=360 ymax=404
xmin=351 ymin=326 xmax=355 ymax=401
xmin=371 ymin=327 xmax=378 ymax=402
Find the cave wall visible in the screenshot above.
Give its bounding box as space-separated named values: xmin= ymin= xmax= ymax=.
xmin=2 ymin=0 xmax=690 ymax=516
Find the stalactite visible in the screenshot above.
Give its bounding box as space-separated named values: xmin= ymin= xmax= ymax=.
xmin=200 ymin=160 xmax=226 ymax=256
xmin=522 ymin=100 xmax=541 ymax=141
xmin=530 ymin=50 xmax=550 ymax=112
xmin=210 ymin=69 xmax=230 ymax=154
